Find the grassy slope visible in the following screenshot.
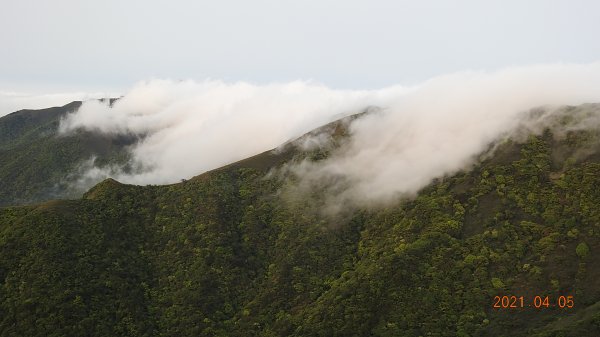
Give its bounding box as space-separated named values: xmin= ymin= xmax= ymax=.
xmin=1 ymin=107 xmax=600 ymax=336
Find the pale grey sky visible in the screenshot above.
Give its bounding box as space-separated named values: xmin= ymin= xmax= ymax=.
xmin=1 ymin=0 xmax=599 ymax=92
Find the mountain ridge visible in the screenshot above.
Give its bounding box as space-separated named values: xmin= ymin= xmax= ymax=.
xmin=1 ymin=103 xmax=600 ymax=336
xmin=0 ymin=99 xmax=133 ymax=206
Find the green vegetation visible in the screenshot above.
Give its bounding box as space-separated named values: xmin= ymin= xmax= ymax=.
xmin=0 ymin=101 xmax=134 ymax=206
xmin=576 ymin=242 xmax=590 ymax=259
xmin=1 ymin=105 xmax=600 ymax=336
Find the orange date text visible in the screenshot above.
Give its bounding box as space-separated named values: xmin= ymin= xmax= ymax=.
xmin=492 ymin=295 xmax=574 ymax=309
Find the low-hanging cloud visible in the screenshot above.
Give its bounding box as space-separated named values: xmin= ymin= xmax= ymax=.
xmin=289 ymin=63 xmax=600 ymax=210
xmin=58 ymin=63 xmax=600 ymax=207
xmin=59 ymin=80 xmax=403 ymax=185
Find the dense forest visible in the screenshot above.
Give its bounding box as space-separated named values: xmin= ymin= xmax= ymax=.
xmin=1 ymin=104 xmax=600 ymax=336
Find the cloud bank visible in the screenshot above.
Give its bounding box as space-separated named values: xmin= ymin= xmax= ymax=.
xmin=59 ymin=80 xmax=402 ymax=185
xmin=58 ymin=63 xmax=600 ymax=206
xmin=290 ymin=63 xmax=600 ymax=209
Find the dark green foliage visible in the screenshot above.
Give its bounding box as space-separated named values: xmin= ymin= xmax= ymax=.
xmin=0 ymin=101 xmax=134 ymax=206
xmin=576 ymin=242 xmax=590 ymax=259
xmin=2 ymin=107 xmax=600 ymax=336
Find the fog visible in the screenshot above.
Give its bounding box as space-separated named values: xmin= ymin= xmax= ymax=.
xmin=290 ymin=63 xmax=600 ymax=209
xmin=58 ymin=63 xmax=600 ymax=206
xmin=59 ymin=79 xmax=403 ymax=184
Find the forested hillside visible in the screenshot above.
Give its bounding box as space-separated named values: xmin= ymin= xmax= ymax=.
xmin=0 ymin=100 xmax=133 ymax=206
xmin=1 ymin=105 xmax=600 ymax=336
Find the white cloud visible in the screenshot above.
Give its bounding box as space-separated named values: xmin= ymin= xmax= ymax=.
xmin=290 ymin=63 xmax=600 ymax=208
xmin=57 ymin=63 xmax=600 ymax=207
xmin=59 ymin=79 xmax=404 ymax=184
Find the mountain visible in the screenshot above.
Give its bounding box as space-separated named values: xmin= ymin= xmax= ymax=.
xmin=1 ymin=103 xmax=600 ymax=336
xmin=0 ymin=99 xmax=136 ymax=206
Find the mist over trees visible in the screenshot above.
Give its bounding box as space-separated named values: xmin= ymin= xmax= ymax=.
xmin=2 ymin=103 xmax=600 ymax=336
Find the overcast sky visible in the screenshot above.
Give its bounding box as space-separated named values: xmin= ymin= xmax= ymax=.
xmin=1 ymin=0 xmax=599 ymax=94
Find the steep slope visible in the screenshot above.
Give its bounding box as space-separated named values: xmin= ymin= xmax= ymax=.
xmin=0 ymin=99 xmax=136 ymax=206
xmin=1 ymin=105 xmax=600 ymax=336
